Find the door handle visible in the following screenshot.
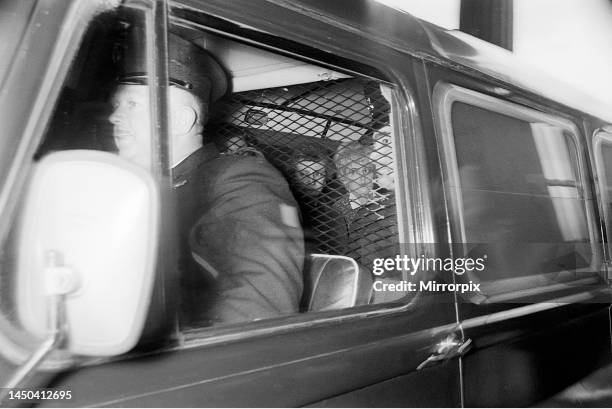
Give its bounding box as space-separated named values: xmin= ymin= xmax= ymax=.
xmin=417 ymin=333 xmax=472 ymax=370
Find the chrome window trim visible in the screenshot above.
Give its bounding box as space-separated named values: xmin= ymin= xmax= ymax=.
xmin=395 ymin=81 xmax=437 ymax=247
xmin=481 ymin=276 xmax=601 ymax=304
xmin=460 ymin=288 xmax=611 ymax=330
xmin=432 ymin=83 xmax=602 ymax=302
xmin=593 ymin=130 xmax=612 ymax=242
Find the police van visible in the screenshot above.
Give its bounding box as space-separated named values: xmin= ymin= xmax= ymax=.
xmin=1 ymin=0 xmax=612 ymax=407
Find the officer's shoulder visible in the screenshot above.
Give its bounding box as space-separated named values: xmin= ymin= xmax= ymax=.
xmin=212 ymin=149 xmax=281 ymax=179
xmin=225 ymin=147 xmax=265 ymax=159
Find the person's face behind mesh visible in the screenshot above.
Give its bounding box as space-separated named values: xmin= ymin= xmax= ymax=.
xmin=338 ymin=156 xmax=375 ymax=201
xmin=295 ymin=160 xmax=326 ymax=194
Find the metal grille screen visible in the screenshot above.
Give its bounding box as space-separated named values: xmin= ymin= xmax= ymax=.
xmin=208 ymin=78 xmax=401 ymax=303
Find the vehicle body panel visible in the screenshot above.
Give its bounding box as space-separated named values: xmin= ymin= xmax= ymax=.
xmin=38 ymin=305 xmax=459 ymax=407
xmin=0 ymin=0 xmax=610 ymax=407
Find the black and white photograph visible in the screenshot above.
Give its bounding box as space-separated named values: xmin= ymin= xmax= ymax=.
xmin=1 ymin=0 xmax=612 ymax=407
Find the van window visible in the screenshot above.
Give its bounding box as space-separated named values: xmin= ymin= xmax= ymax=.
xmin=174 ymin=27 xmax=411 ymax=330
xmin=435 ymin=84 xmax=602 ymax=301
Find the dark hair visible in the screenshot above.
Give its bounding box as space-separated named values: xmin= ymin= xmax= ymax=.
xmin=291 ymin=151 xmax=333 ymax=185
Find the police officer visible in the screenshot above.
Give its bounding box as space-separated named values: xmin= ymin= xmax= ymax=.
xmin=109 ymin=30 xmax=304 ymax=325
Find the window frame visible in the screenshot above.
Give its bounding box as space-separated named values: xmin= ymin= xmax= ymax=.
xmin=593 ymin=127 xmax=612 ymax=253
xmin=433 ymin=82 xmax=602 ymax=303
xmin=163 ymin=13 xmax=432 ymax=346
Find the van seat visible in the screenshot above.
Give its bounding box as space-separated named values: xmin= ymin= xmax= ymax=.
xmin=301 ymin=254 xmax=372 ymax=312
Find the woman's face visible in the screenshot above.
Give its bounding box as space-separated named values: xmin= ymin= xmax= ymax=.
xmin=295 ymin=160 xmax=326 ymax=194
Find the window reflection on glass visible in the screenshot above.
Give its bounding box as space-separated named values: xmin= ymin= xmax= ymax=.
xmin=450 ymin=101 xmax=596 ymax=290
xmin=530 ymin=123 xmax=587 ymax=242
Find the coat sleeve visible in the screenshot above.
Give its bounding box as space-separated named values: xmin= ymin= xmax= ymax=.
xmin=188 ymin=155 xmax=304 ymax=324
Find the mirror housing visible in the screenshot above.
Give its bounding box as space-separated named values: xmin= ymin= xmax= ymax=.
xmin=16 ymin=150 xmax=159 ymax=356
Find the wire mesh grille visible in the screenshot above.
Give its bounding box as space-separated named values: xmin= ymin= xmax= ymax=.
xmin=209 ymin=78 xmax=399 ymax=280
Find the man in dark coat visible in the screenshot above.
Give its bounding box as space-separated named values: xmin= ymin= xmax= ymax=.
xmin=109 ymin=31 xmax=304 ymax=326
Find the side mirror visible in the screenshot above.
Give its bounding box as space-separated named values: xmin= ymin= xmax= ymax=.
xmin=16 ymin=150 xmax=158 ymax=356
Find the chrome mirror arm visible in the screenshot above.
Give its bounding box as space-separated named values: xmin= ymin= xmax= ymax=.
xmin=0 ymin=251 xmax=72 ymax=403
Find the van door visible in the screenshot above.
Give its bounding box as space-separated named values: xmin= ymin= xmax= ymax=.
xmin=0 ymin=1 xmax=464 ymax=407
xmin=426 ymin=64 xmax=612 ymax=407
